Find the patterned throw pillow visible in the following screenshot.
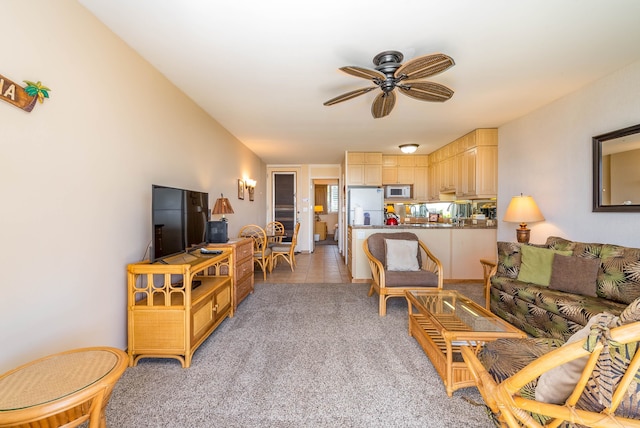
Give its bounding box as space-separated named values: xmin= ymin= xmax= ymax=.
xmin=535 ymin=313 xmax=616 ymax=404
xmin=575 ymin=296 xmax=640 ymax=418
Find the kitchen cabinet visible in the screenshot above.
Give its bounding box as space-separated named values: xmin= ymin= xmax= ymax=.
xmin=382 ymin=166 xmax=397 ymax=184
xmin=427 ymin=128 xmax=497 ymax=201
xmin=381 ymin=155 xmax=426 ymax=186
xmin=347 ymin=152 xmax=382 ymax=186
xmin=413 ymin=166 xmax=429 ymax=201
xmin=456 ymin=134 xmax=498 ymax=199
xmin=428 ymin=154 xmax=440 ymax=200
xmin=439 ymin=156 xmax=456 ymax=193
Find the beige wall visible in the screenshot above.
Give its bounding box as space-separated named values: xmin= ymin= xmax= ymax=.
xmin=498 ymin=60 xmax=640 ymax=247
xmin=1 ymin=0 xmax=265 ymax=371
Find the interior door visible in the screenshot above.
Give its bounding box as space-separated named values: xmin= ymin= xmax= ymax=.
xmin=272 ymin=172 xmax=296 ymax=240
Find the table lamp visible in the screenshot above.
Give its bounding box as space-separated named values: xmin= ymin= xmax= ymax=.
xmin=314 ymin=205 xmax=323 ymax=221
xmin=212 ymin=194 xmax=234 ymax=222
xmin=503 ymin=194 xmax=545 ymax=243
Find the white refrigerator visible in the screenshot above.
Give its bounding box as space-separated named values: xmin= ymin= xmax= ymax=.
xmin=348 ymin=187 xmax=385 ymax=226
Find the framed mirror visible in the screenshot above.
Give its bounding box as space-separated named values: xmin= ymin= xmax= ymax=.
xmin=593 ymin=123 xmax=640 ymax=212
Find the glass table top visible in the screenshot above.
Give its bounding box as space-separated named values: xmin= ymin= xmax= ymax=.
xmin=408 ymin=290 xmax=514 ymax=333
xmin=0 ymin=349 xmax=118 ymax=411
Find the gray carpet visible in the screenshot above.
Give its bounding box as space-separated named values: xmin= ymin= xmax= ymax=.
xmin=107 ymin=283 xmax=492 ymax=427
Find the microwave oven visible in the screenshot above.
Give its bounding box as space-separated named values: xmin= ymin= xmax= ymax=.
xmin=385 ymin=185 xmax=411 ymax=198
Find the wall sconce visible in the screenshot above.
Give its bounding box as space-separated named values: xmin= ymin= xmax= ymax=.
xmin=503 ymin=194 xmax=545 ymax=243
xmin=245 ymin=178 xmax=256 ymax=201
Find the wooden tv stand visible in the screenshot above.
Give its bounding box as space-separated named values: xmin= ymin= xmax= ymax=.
xmin=126 ymin=250 xmax=234 ymax=368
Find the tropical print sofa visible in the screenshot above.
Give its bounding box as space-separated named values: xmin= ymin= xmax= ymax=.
xmin=471 ymin=237 xmax=640 ymax=426
xmin=490 ymin=236 xmax=640 ymax=341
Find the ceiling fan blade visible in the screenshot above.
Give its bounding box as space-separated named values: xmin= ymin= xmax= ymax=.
xmin=371 ymin=91 xmax=396 ymax=118
xmin=340 ymin=66 xmax=385 ymax=81
xmin=395 ymin=53 xmax=455 ymax=81
xmin=398 ymin=82 xmax=454 ymax=102
xmin=323 ymin=87 xmax=378 ymax=106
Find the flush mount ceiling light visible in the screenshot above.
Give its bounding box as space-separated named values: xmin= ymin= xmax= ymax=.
xmin=399 ymin=144 xmax=419 ymax=154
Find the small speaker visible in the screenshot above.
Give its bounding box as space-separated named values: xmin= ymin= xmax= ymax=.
xmin=206 ymin=221 xmax=228 ymax=243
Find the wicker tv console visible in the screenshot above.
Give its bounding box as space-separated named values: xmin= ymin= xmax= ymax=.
xmin=126 ymin=249 xmax=234 ymax=368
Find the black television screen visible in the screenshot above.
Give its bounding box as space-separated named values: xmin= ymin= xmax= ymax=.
xmin=151 ymin=185 xmax=209 ymax=262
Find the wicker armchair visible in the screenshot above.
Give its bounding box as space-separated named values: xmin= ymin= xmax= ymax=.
xmin=363 ymin=232 xmax=443 ymax=316
xmin=461 ymin=318 xmax=640 ymax=427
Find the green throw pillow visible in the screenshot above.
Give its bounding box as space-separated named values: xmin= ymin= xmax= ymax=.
xmin=517 ymin=245 xmax=572 ymax=286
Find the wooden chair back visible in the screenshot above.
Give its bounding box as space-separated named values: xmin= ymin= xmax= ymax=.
xmin=238 ymin=224 xmax=271 ymax=280
xmin=461 ymin=320 xmax=640 ymax=427
xmin=266 ymin=221 xmax=285 ymax=244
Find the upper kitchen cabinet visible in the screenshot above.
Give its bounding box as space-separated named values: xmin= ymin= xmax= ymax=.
xmin=382 ymin=155 xmax=427 ymax=185
xmin=347 ymin=152 xmax=382 ymax=186
xmin=456 ymin=129 xmax=498 ymax=199
xmin=427 ymin=128 xmax=498 ymax=201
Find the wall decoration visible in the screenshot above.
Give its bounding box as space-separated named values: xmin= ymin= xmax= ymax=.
xmin=0 ymin=73 xmax=50 ymax=112
xmin=237 ymin=179 xmax=245 ymax=200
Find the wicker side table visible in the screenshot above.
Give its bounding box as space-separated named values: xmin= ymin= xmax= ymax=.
xmin=0 ymin=347 xmax=128 ymax=428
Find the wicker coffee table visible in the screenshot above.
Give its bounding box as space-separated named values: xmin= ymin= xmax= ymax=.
xmin=406 ymin=289 xmax=526 ymax=396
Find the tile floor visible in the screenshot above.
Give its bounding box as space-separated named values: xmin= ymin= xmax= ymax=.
xmin=256 ymin=242 xmax=350 ymax=284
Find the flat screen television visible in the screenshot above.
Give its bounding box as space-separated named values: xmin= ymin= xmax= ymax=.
xmin=151 ymin=185 xmax=209 ymax=262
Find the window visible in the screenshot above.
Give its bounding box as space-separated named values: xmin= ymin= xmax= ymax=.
xmin=328 ymin=185 xmax=339 ymax=213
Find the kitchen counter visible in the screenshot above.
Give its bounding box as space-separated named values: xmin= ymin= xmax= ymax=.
xmin=347 ymin=225 xmax=497 ymax=282
xmin=350 ymin=223 xmax=496 ymax=229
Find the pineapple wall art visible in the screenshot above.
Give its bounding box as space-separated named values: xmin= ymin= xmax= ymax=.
xmin=0 ymin=73 xmax=50 ymax=112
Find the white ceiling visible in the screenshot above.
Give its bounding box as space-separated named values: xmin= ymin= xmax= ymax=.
xmin=79 ymin=0 xmax=640 ymax=165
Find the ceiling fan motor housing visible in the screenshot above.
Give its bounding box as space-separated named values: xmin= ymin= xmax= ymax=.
xmin=373 ymin=51 xmax=403 ymax=92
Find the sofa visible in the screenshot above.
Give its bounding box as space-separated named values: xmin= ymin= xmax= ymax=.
xmin=468 ymin=236 xmax=640 ymax=426
xmin=489 ymin=236 xmax=640 ymax=341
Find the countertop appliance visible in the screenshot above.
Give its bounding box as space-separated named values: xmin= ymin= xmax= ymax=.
xmin=348 ymin=187 xmax=384 ymax=226
xmin=385 ymin=184 xmax=411 ymax=199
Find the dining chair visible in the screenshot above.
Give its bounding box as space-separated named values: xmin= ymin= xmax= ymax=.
xmin=271 ymin=223 xmax=300 ymax=271
xmin=238 ymin=224 xmax=272 ymax=280
xmin=265 ymin=221 xmax=285 ymax=246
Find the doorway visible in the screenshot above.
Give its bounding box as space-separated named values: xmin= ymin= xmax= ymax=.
xmin=272 ymin=172 xmax=296 ymax=240
xmin=313 ymin=179 xmax=339 ymax=245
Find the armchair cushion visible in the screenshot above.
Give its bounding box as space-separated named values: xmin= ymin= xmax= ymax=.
xmin=384 ymin=270 xmax=439 ymax=287
xmin=385 ymin=239 xmax=420 ymax=271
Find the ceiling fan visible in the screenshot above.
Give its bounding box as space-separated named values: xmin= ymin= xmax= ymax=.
xmin=323 ymin=50 xmax=455 ymax=118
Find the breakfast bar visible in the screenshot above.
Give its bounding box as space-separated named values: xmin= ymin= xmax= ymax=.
xmin=347 ymin=223 xmax=497 ymax=282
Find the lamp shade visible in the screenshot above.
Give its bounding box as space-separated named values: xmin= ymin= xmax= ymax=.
xmin=314 ymin=205 xmax=323 ymax=213
xmin=503 ymin=195 xmax=544 ymax=223
xmin=212 ymin=194 xmax=234 ymax=215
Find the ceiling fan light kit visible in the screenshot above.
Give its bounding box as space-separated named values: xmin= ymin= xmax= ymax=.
xmin=324 ymin=50 xmax=455 ymax=119
xmin=399 ymin=144 xmax=419 ymax=154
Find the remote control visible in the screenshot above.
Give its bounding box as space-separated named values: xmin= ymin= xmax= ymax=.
xmin=200 ymin=248 xmax=222 ymax=255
